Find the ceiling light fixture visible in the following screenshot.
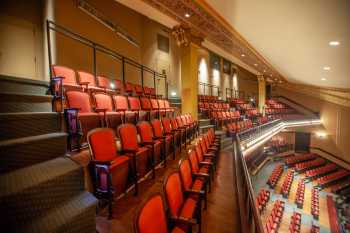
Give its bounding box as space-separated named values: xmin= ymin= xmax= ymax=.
xmin=321 ymin=78 xmax=326 ymax=81
xmin=263 ymin=70 xmax=266 ymax=73
xmin=323 ymin=66 xmax=331 ymax=71
xmin=329 ymin=41 xmax=340 ymax=46
xmin=254 ymin=64 xmax=258 ymax=66
xmin=185 ymin=13 xmax=190 ymax=18
xmin=241 ymin=54 xmax=245 ymax=57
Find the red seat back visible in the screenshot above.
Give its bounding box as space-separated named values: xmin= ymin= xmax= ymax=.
xmin=94 ymin=93 xmax=114 ymax=111
xmin=88 ymin=128 xmax=117 ymax=161
xmin=134 ymin=84 xmax=144 ymax=96
xmin=137 ymin=121 xmax=154 ymax=143
xmin=151 ymin=99 xmax=159 ymax=109
xmin=97 ymin=75 xmax=110 ymax=89
xmin=118 ymin=124 xmax=139 ymax=151
xmin=78 ymin=71 xmax=97 ymax=87
xmin=164 ymin=172 xmax=184 ymax=218
xmin=178 ymin=159 xmax=193 ymax=190
xmin=135 ymin=194 xmax=168 ymax=233
xmin=140 ymin=97 xmax=152 ymax=110
xmin=161 ymin=118 xmax=172 ymax=134
xmin=151 ymin=119 xmax=163 ymax=138
xmin=66 ymin=91 xmax=92 ymax=113
xmin=124 ymin=82 xmax=134 ymax=95
xmin=128 ymin=97 xmax=141 ymax=111
xmin=52 ymin=65 xmax=77 ymax=86
xmin=113 ymin=95 xmax=128 ymax=111
xmin=188 ymin=149 xmax=199 ymax=173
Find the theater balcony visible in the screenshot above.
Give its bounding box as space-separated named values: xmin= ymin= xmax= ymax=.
xmin=0 ymin=0 xmax=349 ymax=233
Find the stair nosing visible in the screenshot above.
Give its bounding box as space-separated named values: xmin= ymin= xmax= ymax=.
xmin=0 ymin=132 xmax=67 ymax=147
xmin=0 ymin=157 xmax=80 ymax=197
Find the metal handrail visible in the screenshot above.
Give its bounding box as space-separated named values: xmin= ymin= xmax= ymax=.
xmin=198 ymin=82 xmax=220 ymax=96
xmin=46 ymin=20 xmax=168 ymax=97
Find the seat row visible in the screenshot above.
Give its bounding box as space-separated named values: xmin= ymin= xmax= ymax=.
xmin=52 ymin=65 xmax=158 ymax=97
xmin=311 ymin=188 xmax=319 ymax=220
xmin=256 ymin=189 xmax=270 ymax=213
xmin=134 ymin=129 xmax=221 ymax=233
xmin=87 ymin=119 xmax=204 ymax=218
xmin=331 ymin=180 xmax=350 ymax=194
xmin=305 ymin=163 xmax=338 ymax=180
xmin=198 ymin=94 xmax=219 ymax=102
xmin=226 ymin=120 xmax=254 ymax=136
xmin=210 ymin=111 xmax=241 ymax=128
xmin=281 ymin=170 xmax=294 ymax=198
xmin=288 ymin=212 xmax=302 ymax=233
xmin=295 ymin=158 xmax=326 ymax=173
xmin=285 ymin=153 xmax=317 ymax=167
xmin=267 ymin=164 xmax=284 ymax=188
xmin=316 ymin=169 xmax=350 ymax=189
xmin=295 ymin=179 xmax=305 ymax=208
xmin=264 ymin=200 xmax=285 ymax=233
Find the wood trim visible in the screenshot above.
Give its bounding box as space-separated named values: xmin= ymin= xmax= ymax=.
xmin=310 ymin=147 xmax=350 ymax=166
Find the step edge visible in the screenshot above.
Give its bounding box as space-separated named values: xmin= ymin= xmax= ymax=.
xmin=0 ymin=132 xmax=67 ymax=147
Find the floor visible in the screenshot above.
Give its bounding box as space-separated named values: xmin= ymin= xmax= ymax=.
xmin=75 ymin=141 xmax=241 ymax=233
xmin=252 ymin=159 xmax=333 ymax=233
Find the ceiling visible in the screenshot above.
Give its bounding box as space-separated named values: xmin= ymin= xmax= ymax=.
xmin=205 ymin=0 xmax=350 ymax=89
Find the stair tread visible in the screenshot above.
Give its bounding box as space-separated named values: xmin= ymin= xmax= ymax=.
xmin=0 ymin=112 xmax=57 ymax=116
xmin=0 ymin=157 xmax=78 ymax=197
xmin=0 ymin=132 xmax=67 ymax=147
xmin=199 ymin=125 xmax=214 ymax=129
xmin=0 ymin=91 xmax=52 ymax=98
xmin=21 ymin=191 xmax=97 ymax=232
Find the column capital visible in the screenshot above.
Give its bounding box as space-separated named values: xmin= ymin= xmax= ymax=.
xmin=171 ymin=24 xmax=205 ymax=47
xmin=257 ymin=75 xmax=265 ymax=82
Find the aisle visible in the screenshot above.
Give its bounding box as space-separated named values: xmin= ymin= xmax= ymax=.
xmin=202 ymin=146 xmax=241 ymax=233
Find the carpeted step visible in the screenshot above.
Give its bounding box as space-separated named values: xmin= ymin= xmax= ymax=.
xmin=199 ymin=119 xmax=211 ymax=127
xmin=0 ymin=132 xmax=67 ymax=173
xmin=0 ymin=75 xmax=50 ymax=96
xmin=0 ymin=112 xmax=61 ymax=140
xmin=0 ymin=157 xmax=85 ymax=228
xmin=15 ymin=191 xmax=97 ymax=233
xmin=0 ymin=92 xmax=53 ymax=113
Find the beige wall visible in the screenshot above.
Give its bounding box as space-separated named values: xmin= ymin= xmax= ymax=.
xmin=275 ymin=87 xmax=350 ymax=163
xmin=0 ymin=0 xmax=44 ymax=80
xmin=238 ymin=67 xmax=258 ymax=100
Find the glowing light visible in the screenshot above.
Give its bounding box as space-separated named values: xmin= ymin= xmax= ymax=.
xmin=185 ymin=13 xmax=190 ymax=18
xmin=329 ymin=41 xmax=340 ymax=46
xmin=316 ymin=131 xmax=327 ymax=138
xmin=321 ymin=78 xmax=326 ymax=81
xmin=110 ymin=83 xmax=115 ymax=89
xmin=323 ymin=66 xmax=331 ymax=71
xmin=171 ymin=91 xmax=177 ymax=97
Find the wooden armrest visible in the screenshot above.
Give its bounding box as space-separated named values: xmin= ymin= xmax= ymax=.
xmin=185 ymin=189 xmax=205 ymax=196
xmin=95 ymin=108 xmax=107 ymax=113
xmin=170 ymin=217 xmax=197 ymax=226
xmin=200 ymin=161 xmax=213 ymax=166
xmin=193 ymin=173 xmax=210 ymax=178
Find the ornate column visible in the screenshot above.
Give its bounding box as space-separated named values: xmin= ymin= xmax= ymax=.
xmin=258 ymin=75 xmax=266 ymax=115
xmin=172 ymin=25 xmax=204 ymax=120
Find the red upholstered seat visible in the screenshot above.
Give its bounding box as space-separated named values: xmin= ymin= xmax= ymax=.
xmin=137 ymin=121 xmax=163 ymax=168
xmin=118 ymin=123 xmax=150 ymax=194
xmin=179 ymin=158 xmax=207 ymax=209
xmin=87 ymin=128 xmax=129 ymax=218
xmin=143 ymin=86 xmax=152 ymax=97
xmin=188 ymin=149 xmax=211 ymax=190
xmin=164 ymin=172 xmax=201 ymax=231
xmin=128 ymin=96 xmax=147 ymax=122
xmin=151 ymin=119 xmax=174 ymax=159
xmin=134 ymin=84 xmax=144 ymax=96
xmin=162 ymin=118 xmax=182 ymax=151
xmin=52 ymin=65 xmax=82 ymax=91
xmin=171 ymin=118 xmax=186 ymax=146
xmin=157 ymin=99 xmax=166 ymax=117
xmin=93 ymin=93 xmax=123 ymax=129
xmin=77 ymin=70 xmax=104 ymax=92
xmin=135 ymin=194 xmax=187 ymax=233
xmin=124 ymin=82 xmax=134 ymax=96
xmin=195 ymin=142 xmax=216 ymax=172
xmin=65 ymin=90 xmax=101 ymax=142
xmin=140 ymin=97 xmax=156 ymax=120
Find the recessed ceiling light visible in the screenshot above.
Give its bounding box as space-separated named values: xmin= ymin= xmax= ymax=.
xmin=270 ymin=74 xmax=273 ymax=77
xmin=263 ymin=70 xmax=266 ymax=73
xmin=241 ymin=54 xmax=245 ymax=57
xmin=185 ymin=13 xmax=190 ymax=18
xmin=254 ymin=64 xmax=258 ymax=66
xmin=323 ymin=66 xmax=331 ymax=71
xmin=321 ymin=78 xmax=326 ymax=81
xmin=329 ymin=41 xmax=340 ymax=46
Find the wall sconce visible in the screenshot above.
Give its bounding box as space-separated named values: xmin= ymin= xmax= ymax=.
xmin=315 ymin=131 xmax=327 ymax=138
xmin=171 ymin=91 xmax=177 ymax=97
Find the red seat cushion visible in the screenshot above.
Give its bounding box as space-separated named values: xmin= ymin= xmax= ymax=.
xmin=180 ymin=197 xmax=197 ymax=219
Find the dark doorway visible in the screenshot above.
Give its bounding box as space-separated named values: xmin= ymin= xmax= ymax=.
xmin=266 ymin=84 xmax=271 ymax=99
xmin=295 ymin=132 xmax=311 ymax=152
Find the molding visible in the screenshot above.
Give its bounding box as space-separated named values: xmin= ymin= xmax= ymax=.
xmin=141 ymin=0 xmax=284 ymax=82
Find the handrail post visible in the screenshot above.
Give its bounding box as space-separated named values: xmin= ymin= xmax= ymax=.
xmin=141 ymin=66 xmax=144 ymax=87
xmin=46 ymin=20 xmax=53 ymax=79
xmin=92 ymin=42 xmax=97 ymax=79
xmin=153 ymin=72 xmax=156 ymax=97
xmin=122 ymin=57 xmax=125 ymax=84
xmin=165 ymin=74 xmax=168 ymax=99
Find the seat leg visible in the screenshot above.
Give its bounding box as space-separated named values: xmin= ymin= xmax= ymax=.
xmin=107 ymin=174 xmax=113 ymax=219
